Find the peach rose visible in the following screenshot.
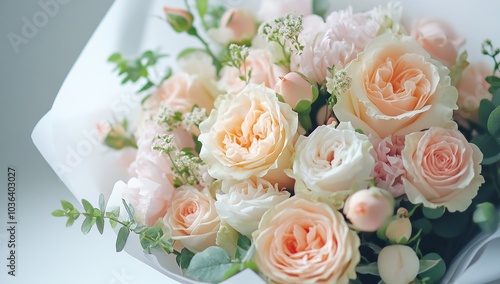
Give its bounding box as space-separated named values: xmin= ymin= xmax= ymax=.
xmin=198 ymin=84 xmax=298 ymax=188
xmin=411 ymin=18 xmax=465 ymax=67
xmin=402 ymin=125 xmax=484 ymax=212
xmin=216 ymin=48 xmax=287 ymax=94
xmin=164 ymin=186 xmax=220 ymax=252
xmin=146 ymin=72 xmax=215 ymax=114
xmin=334 ymin=32 xmax=458 ymax=138
xmin=455 ymin=63 xmax=492 ymax=126
xmin=253 ymin=196 xmax=360 ymax=283
xmin=343 ymin=187 xmax=394 ymax=232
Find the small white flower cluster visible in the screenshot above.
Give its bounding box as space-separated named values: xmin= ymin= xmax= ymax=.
xmin=152 ymin=133 xmax=204 ymax=187
xmin=156 ymin=105 xmax=182 ymax=132
xmin=182 ymin=107 xmax=208 ymax=129
xmin=259 ymin=13 xmax=304 ymax=59
xmin=326 ymin=67 xmax=352 ymax=97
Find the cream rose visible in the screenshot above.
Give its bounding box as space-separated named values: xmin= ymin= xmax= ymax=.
xmin=164 ymin=186 xmax=220 ymax=252
xmin=252 ymin=196 xmax=360 ymax=283
xmin=198 ymin=83 xmax=298 ymax=188
xmin=291 ymin=122 xmax=374 ymax=199
xmin=378 ymin=245 xmax=419 ymax=284
xmin=215 ymin=178 xmax=290 ymax=236
xmin=402 ymin=125 xmax=484 ymax=212
xmin=333 ymin=32 xmax=458 ymax=138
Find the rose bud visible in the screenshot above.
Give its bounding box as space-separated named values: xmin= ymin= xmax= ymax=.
xmin=163 ymin=7 xmax=193 ymax=33
xmin=220 ymin=8 xmax=257 ymax=44
xmin=385 ymin=208 xmax=412 ymax=244
xmin=378 ymin=245 xmax=419 ymax=284
xmin=343 ymin=187 xmax=394 ymax=232
xmin=275 ymin=71 xmax=318 ymax=113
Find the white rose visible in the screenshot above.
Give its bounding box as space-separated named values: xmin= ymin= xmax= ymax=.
xmin=199 ymin=83 xmax=298 ymax=188
xmin=291 ymin=122 xmax=374 ymax=200
xmin=378 ymin=245 xmax=419 ymax=284
xmin=215 ymin=178 xmax=290 ymax=236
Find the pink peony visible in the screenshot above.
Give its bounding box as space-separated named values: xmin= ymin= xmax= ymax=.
xmin=371 ymin=135 xmax=406 ymax=197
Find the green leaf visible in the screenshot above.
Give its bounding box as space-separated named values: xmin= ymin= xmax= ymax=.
xmin=432 ymin=211 xmax=470 ymax=238
xmin=177 ymin=48 xmax=205 ymax=60
xmin=412 ymin=218 xmax=432 ymax=235
xmin=81 ymin=216 xmax=94 ymax=235
xmin=216 ymin=221 xmax=239 ymax=258
xmin=222 ymin=263 xmax=241 ymax=280
xmin=51 ymin=209 xmax=65 ymax=217
xmin=487 ymin=106 xmax=500 ymax=137
xmin=418 ymin=253 xmax=446 ymax=283
xmin=108 ymin=52 xmax=122 ymax=62
xmin=471 ymin=133 xmax=500 ymax=164
xmin=313 ymin=0 xmax=330 ymax=17
xmin=492 ymin=89 xmax=500 ymax=106
xmin=176 ymin=248 xmax=195 ymax=270
xmin=96 ymin=216 xmax=105 ymax=234
xmin=116 ymin=226 xmax=130 ymax=252
xmin=478 ymin=99 xmax=496 ymax=129
xmin=66 ymin=216 xmax=76 ymax=227
xmin=61 ymin=200 xmax=74 ymax=211
xmin=294 ymin=99 xmax=312 ymax=113
xmin=473 ymin=202 xmax=500 ymax=233
xmin=98 ymin=194 xmax=105 ymax=213
xmin=236 ymin=235 xmax=252 ymax=260
xmin=422 ymin=206 xmax=445 ymax=219
xmin=486 ymin=75 xmax=500 ymax=87
xmin=185 ymin=246 xmax=232 ymax=283
xmin=81 ymin=199 xmax=93 ymax=213
xmin=355 ymin=262 xmax=379 ymax=276
xmin=195 ymin=0 xmax=208 ymax=17
xmin=122 ymin=199 xmax=135 ymax=221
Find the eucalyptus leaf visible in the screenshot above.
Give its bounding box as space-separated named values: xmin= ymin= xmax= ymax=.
xmin=487 ymin=106 xmax=500 ymax=137
xmin=61 ymin=200 xmax=74 ymax=211
xmin=81 ymin=199 xmax=93 ymax=213
xmin=478 ymin=99 xmax=495 ymax=129
xmin=195 ymin=0 xmax=208 ymax=17
xmin=236 ymin=235 xmax=252 ymax=260
xmin=432 ymin=211 xmax=469 ymax=239
xmin=177 ymin=248 xmax=195 ymax=270
xmin=66 ymin=216 xmax=76 ymax=227
xmin=422 ymin=206 xmax=445 ymax=219
xmin=313 ymin=0 xmax=330 ymax=17
xmin=98 ymin=194 xmax=105 ymax=212
xmin=116 ymin=226 xmax=130 ymax=252
xmin=470 ymin=133 xmax=500 ymax=165
xmin=51 ymin=209 xmax=65 ymax=217
xmin=356 ymin=262 xmax=379 ymax=276
xmin=81 ymin=216 xmax=94 ymax=235
xmin=473 ymin=202 xmax=500 ymax=233
xmin=492 ymin=89 xmax=500 ymax=106
xmin=185 ymin=246 xmax=232 ymax=283
xmin=96 ymin=216 xmax=104 ymax=234
xmin=418 ymin=253 xmax=446 ymax=283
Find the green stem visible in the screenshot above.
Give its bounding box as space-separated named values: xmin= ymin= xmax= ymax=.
xmin=298 ymin=112 xmax=313 ymax=133
xmin=187 ymin=27 xmax=221 ymax=71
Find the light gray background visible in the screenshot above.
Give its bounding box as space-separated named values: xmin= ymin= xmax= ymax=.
xmin=0 ymin=1 xmax=178 ymax=283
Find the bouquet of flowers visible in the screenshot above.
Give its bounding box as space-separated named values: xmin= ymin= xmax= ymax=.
xmin=44 ymin=0 xmax=500 ymax=283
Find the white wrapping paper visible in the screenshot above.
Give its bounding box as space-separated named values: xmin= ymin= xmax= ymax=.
xmin=32 ymin=0 xmax=500 ymax=283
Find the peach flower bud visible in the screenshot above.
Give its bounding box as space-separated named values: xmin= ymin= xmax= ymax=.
xmin=385 ymin=208 xmax=412 ymax=244
xmin=343 ymin=187 xmax=394 ymax=232
xmin=378 ymin=245 xmax=419 ymax=284
xmin=163 ymin=7 xmax=193 ymax=33
xmin=411 ymin=18 xmax=465 ymax=67
xmin=220 ymin=8 xmax=257 ymax=44
xmin=275 ymin=71 xmax=318 ymax=112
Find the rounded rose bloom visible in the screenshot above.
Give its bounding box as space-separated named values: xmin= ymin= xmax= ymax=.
xmin=402 ymin=125 xmax=484 ymax=212
xmin=455 ymin=63 xmax=492 ymax=126
xmin=411 ymin=18 xmax=464 ymax=67
xmin=291 ymin=123 xmax=374 ymax=199
xmin=217 ymin=8 xmax=256 ymax=44
xmin=114 ymin=176 xmax=174 ymax=226
xmin=343 ymin=187 xmax=394 ymax=232
xmin=164 ymin=186 xmax=220 ymax=252
xmin=333 ymin=32 xmax=458 ymax=138
xmin=216 ymin=48 xmax=287 ymax=95
xmin=253 ymin=196 xmax=360 ymax=283
xmin=378 ymin=245 xmax=419 ymax=284
xmin=146 ymin=72 xmax=215 ymax=114
xmin=214 ymin=178 xmax=290 ymax=236
xmin=198 ymin=84 xmax=298 ymax=188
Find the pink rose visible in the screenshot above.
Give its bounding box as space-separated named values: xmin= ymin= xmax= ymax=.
xmin=257 ymin=0 xmax=313 ymax=22
xmin=217 ymin=48 xmax=286 ymax=94
xmin=371 ymin=135 xmax=406 ymax=197
xmin=114 ymin=176 xmax=174 ymax=226
xmin=274 ymin=71 xmax=317 ymax=110
xmin=334 ymin=32 xmax=458 ymax=138
xmin=402 ymin=125 xmax=484 ymax=212
xmin=343 ymin=187 xmax=394 ymax=232
xmin=199 ymin=84 xmax=298 ymax=188
xmin=455 ymin=63 xmax=492 ymax=126
xmin=164 ymin=186 xmax=220 ymax=252
xmin=411 ymin=18 xmax=465 ymax=67
xmin=253 ymin=196 xmax=360 ymax=283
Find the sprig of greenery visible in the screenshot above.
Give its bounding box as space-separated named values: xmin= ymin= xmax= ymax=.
xmin=52 ymin=195 xmax=177 ymax=255
xmin=221 ymin=44 xmax=251 ymax=83
xmin=482 ymin=39 xmax=500 ymax=75
xmin=108 ymin=50 xmax=169 ymax=93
